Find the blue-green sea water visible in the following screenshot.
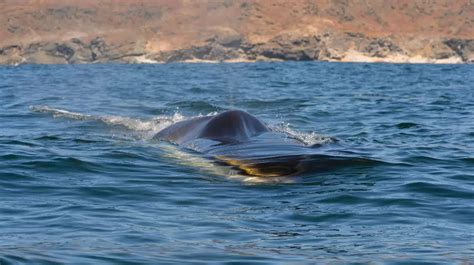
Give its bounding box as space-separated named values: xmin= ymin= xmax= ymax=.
xmin=1 ymin=62 xmax=473 ymax=264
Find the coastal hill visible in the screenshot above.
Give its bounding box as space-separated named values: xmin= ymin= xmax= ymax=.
xmin=1 ymin=0 xmax=473 ymax=64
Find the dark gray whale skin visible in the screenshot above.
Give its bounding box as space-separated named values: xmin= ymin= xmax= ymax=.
xmin=154 ymin=110 xmax=269 ymax=145
xmin=154 ymin=110 xmax=377 ymax=177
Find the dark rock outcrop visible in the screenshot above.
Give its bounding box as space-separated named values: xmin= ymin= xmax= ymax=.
xmin=363 ymin=39 xmax=403 ymax=58
xmin=444 ymin=39 xmax=474 ymax=63
xmin=251 ymin=35 xmax=323 ymax=61
xmin=0 ymin=37 xmax=147 ymax=64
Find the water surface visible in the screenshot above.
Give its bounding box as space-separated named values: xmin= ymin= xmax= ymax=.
xmin=1 ymin=62 xmax=473 ymax=264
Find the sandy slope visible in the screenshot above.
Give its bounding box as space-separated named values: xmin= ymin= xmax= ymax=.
xmin=1 ymin=0 xmax=473 ymax=64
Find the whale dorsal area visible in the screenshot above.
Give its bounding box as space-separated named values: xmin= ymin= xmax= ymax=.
xmin=155 ymin=110 xmax=269 ymax=144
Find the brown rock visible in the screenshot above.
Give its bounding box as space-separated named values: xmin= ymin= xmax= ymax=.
xmin=363 ymin=38 xmax=404 ymax=58
xmin=444 ymin=39 xmax=474 ymax=62
xmin=0 ymin=45 xmax=23 ymax=64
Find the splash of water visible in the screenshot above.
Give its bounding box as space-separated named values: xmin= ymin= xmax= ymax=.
xmin=30 ymin=105 xmax=185 ymax=140
xmin=268 ymin=122 xmax=335 ymax=146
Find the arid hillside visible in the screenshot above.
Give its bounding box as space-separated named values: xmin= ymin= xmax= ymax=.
xmin=1 ymin=0 xmax=473 ymax=64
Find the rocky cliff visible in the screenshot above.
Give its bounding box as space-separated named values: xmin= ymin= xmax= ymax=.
xmin=1 ymin=0 xmax=473 ymax=64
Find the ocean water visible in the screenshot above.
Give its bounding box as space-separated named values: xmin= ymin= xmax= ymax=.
xmin=0 ymin=62 xmax=473 ymax=264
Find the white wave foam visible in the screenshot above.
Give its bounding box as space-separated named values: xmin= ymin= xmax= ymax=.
xmin=269 ymin=122 xmax=335 ymax=146
xmin=30 ymin=105 xmax=93 ymax=120
xmin=30 ymin=105 xmax=188 ymax=139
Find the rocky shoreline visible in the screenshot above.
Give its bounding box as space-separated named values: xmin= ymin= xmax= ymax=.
xmin=2 ymin=32 xmax=473 ymax=65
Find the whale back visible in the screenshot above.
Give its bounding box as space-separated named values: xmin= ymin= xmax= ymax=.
xmin=154 ymin=110 xmax=268 ymax=144
xmin=198 ymin=110 xmax=268 ymax=143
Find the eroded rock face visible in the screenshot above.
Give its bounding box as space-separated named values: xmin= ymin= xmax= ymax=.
xmin=0 ymin=0 xmax=473 ymax=64
xmin=2 ymin=33 xmax=473 ymax=65
xmin=251 ymin=35 xmax=323 ymax=61
xmin=0 ymin=38 xmax=147 ymax=64
xmin=363 ymin=39 xmax=403 ymax=58
xmin=444 ymin=39 xmax=474 ymax=63
xmin=0 ymin=45 xmax=23 ymax=65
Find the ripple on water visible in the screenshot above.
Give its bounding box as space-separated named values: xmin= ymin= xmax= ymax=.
xmin=166 ymin=100 xmax=223 ymax=113
xmin=403 ymin=181 xmax=474 ymax=199
xmin=396 ymin=122 xmax=418 ymax=129
xmin=17 ymin=157 xmax=104 ymax=174
xmin=0 ymin=172 xmax=37 ymax=181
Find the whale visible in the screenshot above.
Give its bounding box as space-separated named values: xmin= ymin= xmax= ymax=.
xmin=30 ymin=106 xmax=378 ymax=178
xmin=154 ymin=110 xmax=375 ymax=177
